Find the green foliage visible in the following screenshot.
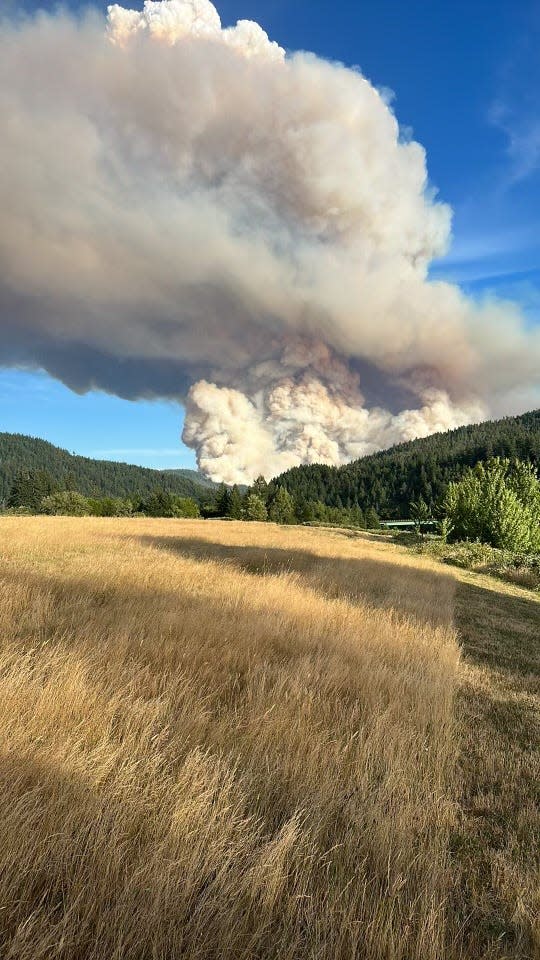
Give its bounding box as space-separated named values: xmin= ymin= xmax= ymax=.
xmin=1 ymin=433 xmax=215 ymax=505
xmin=436 ymin=517 xmax=454 ymax=544
xmin=443 ymin=458 xmax=540 ymax=551
xmin=7 ymin=469 xmax=57 ymax=510
xmin=243 ymin=494 xmax=268 ymax=522
xmin=214 ymin=484 xmax=232 ymax=517
xmin=173 ymin=497 xmax=200 ymax=519
xmin=268 ymin=487 xmax=296 ymax=524
xmin=410 ymin=496 xmax=431 ymax=535
xmin=364 ymin=507 xmax=381 ymax=529
xmin=139 ymin=489 xmax=201 ymax=518
xmin=87 ymin=497 xmax=133 ymax=517
xmin=273 ymin=409 xmax=540 ymax=519
xmin=228 ymin=486 xmax=244 ymax=520
xmin=410 ymin=537 xmax=540 ymax=592
xmin=250 ymin=475 xmax=269 ymax=503
xmin=41 ymin=491 xmax=90 ymax=516
xmin=295 ymin=499 xmax=365 ymax=527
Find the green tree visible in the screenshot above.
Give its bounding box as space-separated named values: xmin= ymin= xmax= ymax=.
xmin=141 ymin=488 xmax=175 ymax=517
xmin=350 ymin=505 xmax=365 ymax=528
xmin=443 ymin=458 xmax=540 ymax=551
xmin=409 ymin=496 xmax=431 ymax=535
xmin=228 ymin=485 xmax=244 ymax=520
xmin=41 ymin=491 xmax=90 ymax=516
xmin=8 ymin=469 xmax=56 ymax=510
xmin=268 ymin=487 xmax=296 ymax=524
xmin=171 ymin=496 xmax=200 ymax=518
xmin=243 ymin=494 xmax=268 ymax=522
xmin=215 ymin=484 xmax=232 ymax=517
xmin=250 ymin=475 xmax=269 ymax=503
xmin=364 ymin=506 xmax=381 ymax=529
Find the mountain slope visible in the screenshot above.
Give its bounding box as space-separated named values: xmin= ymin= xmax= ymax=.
xmin=0 ymin=433 xmax=217 ymax=503
xmin=274 ymin=409 xmax=540 ymax=518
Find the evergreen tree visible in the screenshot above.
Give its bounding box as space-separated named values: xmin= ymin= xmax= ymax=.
xmin=268 ymin=487 xmax=296 ymax=524
xmin=228 ymin=485 xmax=244 ymax=519
xmin=141 ymin=488 xmax=175 ymax=517
xmin=215 ymin=484 xmax=232 ymax=517
xmin=409 ymin=496 xmax=431 ymax=535
xmin=251 ymin=475 xmax=269 ymax=503
xmin=243 ymin=494 xmax=268 ymax=521
xmin=364 ymin=507 xmax=381 ymax=529
xmin=7 ymin=469 xmax=56 ymax=510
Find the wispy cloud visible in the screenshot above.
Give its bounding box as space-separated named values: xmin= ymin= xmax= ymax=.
xmin=490 ymin=99 xmax=540 ymax=186
xmin=488 ymin=7 xmax=540 ymax=188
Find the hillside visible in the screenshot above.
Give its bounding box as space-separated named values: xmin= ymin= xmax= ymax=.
xmin=0 ymin=433 xmax=217 ymax=504
xmin=275 ymin=409 xmax=540 ymax=518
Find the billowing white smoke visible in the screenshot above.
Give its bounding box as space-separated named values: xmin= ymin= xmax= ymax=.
xmin=1 ymin=0 xmax=539 ymax=482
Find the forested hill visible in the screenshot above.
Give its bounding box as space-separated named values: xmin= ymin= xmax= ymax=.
xmin=274 ymin=409 xmax=540 ymax=519
xmin=0 ymin=433 xmax=216 ymax=504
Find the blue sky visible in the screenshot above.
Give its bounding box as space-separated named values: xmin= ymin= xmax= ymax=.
xmin=2 ymin=0 xmax=539 ymax=468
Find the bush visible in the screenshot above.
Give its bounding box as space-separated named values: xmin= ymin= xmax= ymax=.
xmin=87 ymin=497 xmax=133 ymax=517
xmin=444 ymin=458 xmax=540 ymax=551
xmin=41 ymin=491 xmax=90 ymax=516
xmin=173 ymin=497 xmax=200 ymax=519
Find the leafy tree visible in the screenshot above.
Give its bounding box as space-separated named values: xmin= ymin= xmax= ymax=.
xmin=41 ymin=491 xmax=90 ymax=516
xmin=444 ymin=458 xmax=540 ymax=551
xmin=172 ymin=497 xmax=200 ymax=518
xmin=243 ymin=494 xmax=268 ymax=521
xmin=350 ymin=505 xmax=365 ymax=528
xmin=268 ymin=487 xmax=296 ymax=524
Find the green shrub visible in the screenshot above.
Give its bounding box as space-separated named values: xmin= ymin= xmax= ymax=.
xmin=444 ymin=458 xmax=540 ymax=551
xmin=41 ymin=491 xmax=90 ymax=516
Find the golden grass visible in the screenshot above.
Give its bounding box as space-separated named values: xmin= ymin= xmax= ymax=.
xmin=0 ymin=517 xmax=461 ymax=960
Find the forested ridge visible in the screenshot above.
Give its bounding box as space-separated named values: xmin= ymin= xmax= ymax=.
xmin=274 ymin=409 xmax=540 ymax=518
xmin=0 ymin=433 xmax=216 ymax=504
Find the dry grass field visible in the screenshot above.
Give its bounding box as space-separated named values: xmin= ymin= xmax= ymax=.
xmin=0 ymin=517 xmax=537 ymax=959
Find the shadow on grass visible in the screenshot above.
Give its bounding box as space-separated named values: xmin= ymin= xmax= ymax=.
xmin=135 ymin=533 xmax=455 ymax=628
xmin=451 ymin=578 xmax=540 ymax=960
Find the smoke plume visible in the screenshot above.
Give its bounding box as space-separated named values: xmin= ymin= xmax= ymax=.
xmin=1 ymin=0 xmax=539 ymax=482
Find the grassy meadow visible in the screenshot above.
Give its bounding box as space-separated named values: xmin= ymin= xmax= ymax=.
xmin=0 ymin=517 xmax=537 ymax=959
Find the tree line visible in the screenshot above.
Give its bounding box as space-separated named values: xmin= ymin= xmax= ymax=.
xmin=0 ymin=432 xmax=215 ymax=504
xmin=208 ymin=476 xmax=381 ymax=528
xmin=274 ymin=409 xmax=540 ymax=518
xmin=4 ymin=468 xmax=381 ymax=528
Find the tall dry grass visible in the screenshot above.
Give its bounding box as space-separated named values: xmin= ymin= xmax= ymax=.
xmin=0 ymin=518 xmax=459 ymax=959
